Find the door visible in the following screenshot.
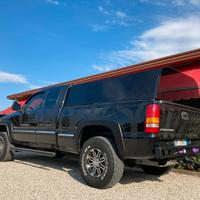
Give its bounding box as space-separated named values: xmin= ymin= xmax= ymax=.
xmin=12 ymin=92 xmax=46 ymax=143
xmin=35 ymin=86 xmax=63 ymax=146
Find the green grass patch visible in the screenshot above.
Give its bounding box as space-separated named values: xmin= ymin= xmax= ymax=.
xmin=175 ymin=154 xmax=200 ymax=172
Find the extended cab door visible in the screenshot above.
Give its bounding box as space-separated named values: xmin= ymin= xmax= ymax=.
xmin=35 ymin=86 xmax=64 ymax=146
xmin=12 ymin=92 xmax=46 ymax=143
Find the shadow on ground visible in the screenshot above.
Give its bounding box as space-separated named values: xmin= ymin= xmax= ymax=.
xmin=13 ymin=152 xmax=162 ymax=186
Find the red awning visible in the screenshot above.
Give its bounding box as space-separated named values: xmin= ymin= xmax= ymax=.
xmin=0 ymin=100 xmax=26 ymax=115
xmin=158 ymin=65 xmax=200 ymax=101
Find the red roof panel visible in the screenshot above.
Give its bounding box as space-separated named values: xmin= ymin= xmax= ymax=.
xmin=0 ymin=100 xmax=26 ymax=115
xmin=158 ymin=65 xmax=200 ymax=100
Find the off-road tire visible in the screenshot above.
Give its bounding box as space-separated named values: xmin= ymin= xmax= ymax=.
xmin=0 ymin=132 xmax=14 ymax=161
xmin=80 ymin=136 xmax=124 ymax=189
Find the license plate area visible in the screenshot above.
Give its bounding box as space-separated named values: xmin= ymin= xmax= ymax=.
xmin=174 ymin=140 xmax=188 ymax=147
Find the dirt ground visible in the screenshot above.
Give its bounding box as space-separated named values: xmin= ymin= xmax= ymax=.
xmin=0 ymin=152 xmax=200 ymax=200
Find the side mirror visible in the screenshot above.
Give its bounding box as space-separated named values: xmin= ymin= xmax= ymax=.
xmin=12 ymin=101 xmax=21 ymax=111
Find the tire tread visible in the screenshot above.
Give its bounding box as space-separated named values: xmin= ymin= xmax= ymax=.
xmin=80 ymin=136 xmax=124 ymax=189
xmin=0 ymin=132 xmax=14 ymax=161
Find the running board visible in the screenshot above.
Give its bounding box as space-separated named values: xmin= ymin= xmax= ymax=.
xmin=11 ymin=147 xmax=56 ymax=157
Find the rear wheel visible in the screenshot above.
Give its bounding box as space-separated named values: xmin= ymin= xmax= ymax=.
xmin=80 ymin=136 xmax=124 ymax=189
xmin=141 ymin=165 xmax=172 ymax=176
xmin=0 ymin=132 xmax=14 ymax=161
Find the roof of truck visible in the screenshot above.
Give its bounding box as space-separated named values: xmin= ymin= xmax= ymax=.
xmin=7 ymin=48 xmax=200 ymax=101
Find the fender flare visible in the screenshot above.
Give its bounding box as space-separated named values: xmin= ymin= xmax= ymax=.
xmin=0 ymin=122 xmax=12 ymax=142
xmin=77 ymin=120 xmax=125 ymax=159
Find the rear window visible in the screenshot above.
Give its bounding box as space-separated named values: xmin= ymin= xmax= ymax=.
xmin=65 ymin=69 xmax=160 ymax=106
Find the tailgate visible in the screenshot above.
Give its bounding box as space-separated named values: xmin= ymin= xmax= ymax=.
xmin=159 ymin=101 xmax=200 ymax=140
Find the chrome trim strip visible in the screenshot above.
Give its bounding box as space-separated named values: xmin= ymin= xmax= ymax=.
xmin=58 ymin=133 xmax=74 ymax=137
xmin=13 ymin=130 xmax=35 ymax=133
xmin=36 ymin=131 xmax=55 ymax=134
xmin=160 ymin=128 xmax=175 ymax=132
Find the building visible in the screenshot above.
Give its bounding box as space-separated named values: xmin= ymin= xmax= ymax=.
xmin=1 ymin=48 xmax=200 ymax=115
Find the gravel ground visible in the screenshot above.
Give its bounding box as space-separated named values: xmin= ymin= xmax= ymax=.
xmin=0 ymin=152 xmax=200 ymax=200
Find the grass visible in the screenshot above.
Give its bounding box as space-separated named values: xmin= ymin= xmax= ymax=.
xmin=175 ymin=154 xmax=200 ymax=172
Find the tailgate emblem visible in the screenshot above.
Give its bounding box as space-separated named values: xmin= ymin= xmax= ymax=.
xmin=181 ymin=112 xmax=189 ymax=120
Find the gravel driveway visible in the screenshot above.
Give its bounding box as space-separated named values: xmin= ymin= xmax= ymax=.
xmin=0 ymin=152 xmax=200 ymax=200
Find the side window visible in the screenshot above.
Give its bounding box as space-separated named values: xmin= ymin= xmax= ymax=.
xmin=65 ymin=70 xmax=160 ymax=106
xmin=43 ymin=86 xmax=62 ymax=108
xmin=25 ymin=93 xmax=45 ymax=111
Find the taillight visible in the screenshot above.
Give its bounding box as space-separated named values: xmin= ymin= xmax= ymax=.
xmin=145 ymin=104 xmax=160 ymax=134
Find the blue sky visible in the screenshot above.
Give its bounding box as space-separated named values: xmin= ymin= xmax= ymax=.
xmin=0 ymin=0 xmax=200 ymax=110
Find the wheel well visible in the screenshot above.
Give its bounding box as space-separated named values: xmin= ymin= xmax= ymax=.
xmin=0 ymin=125 xmax=7 ymax=133
xmin=80 ymin=125 xmax=115 ymax=148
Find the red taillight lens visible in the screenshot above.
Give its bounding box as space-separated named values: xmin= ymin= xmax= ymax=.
xmin=145 ymin=104 xmax=160 ymax=134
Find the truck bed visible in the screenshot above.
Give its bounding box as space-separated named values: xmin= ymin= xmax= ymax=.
xmin=158 ymin=100 xmax=200 ymax=140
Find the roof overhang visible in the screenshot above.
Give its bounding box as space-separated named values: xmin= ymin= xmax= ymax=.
xmin=158 ymin=64 xmax=200 ymax=100
xmin=7 ymin=48 xmax=200 ymax=101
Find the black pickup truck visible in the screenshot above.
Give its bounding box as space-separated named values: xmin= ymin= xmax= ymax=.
xmin=0 ymin=67 xmax=200 ymax=188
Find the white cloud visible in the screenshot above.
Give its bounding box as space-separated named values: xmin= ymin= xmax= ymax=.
xmin=27 ymin=84 xmax=44 ymax=89
xmin=91 ymin=24 xmax=109 ymax=32
xmin=115 ymin=11 xmax=127 ymax=18
xmin=0 ymin=71 xmax=28 ymax=84
xmin=92 ymin=16 xmax=200 ymax=71
xmin=173 ymin=0 xmax=186 ymax=5
xmin=139 ymin=0 xmax=169 ymax=6
xmin=46 ymin=0 xmax=59 ymax=5
xmin=27 ymin=80 xmax=58 ymax=89
xmin=173 ymin=0 xmax=200 ymax=6
xmin=98 ymin=6 xmax=104 ymax=12
xmin=37 ymin=80 xmax=58 ymax=85
xmin=0 ymin=70 xmax=57 ymax=91
xmin=92 ymin=65 xmax=112 ymax=72
xmin=93 ymin=6 xmax=138 ymax=31
xmin=140 ymin=0 xmax=200 ymax=6
xmin=98 ymin=6 xmax=111 ymax=16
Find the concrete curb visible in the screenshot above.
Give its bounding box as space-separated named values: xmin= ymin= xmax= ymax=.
xmin=172 ymin=169 xmax=200 ymax=177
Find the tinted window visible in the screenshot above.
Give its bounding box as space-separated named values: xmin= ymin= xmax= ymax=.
xmin=43 ymin=86 xmax=62 ymax=108
xmin=65 ymin=69 xmax=160 ymax=106
xmin=25 ymin=93 xmax=45 ymax=111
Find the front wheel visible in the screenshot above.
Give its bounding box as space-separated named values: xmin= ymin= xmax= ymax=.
xmin=141 ymin=165 xmax=172 ymax=176
xmin=80 ymin=136 xmax=124 ymax=189
xmin=0 ymin=132 xmax=14 ymax=161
